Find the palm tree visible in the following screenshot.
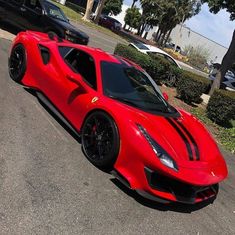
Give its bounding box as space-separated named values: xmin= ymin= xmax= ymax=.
xmin=131 ymin=0 xmax=138 ymax=8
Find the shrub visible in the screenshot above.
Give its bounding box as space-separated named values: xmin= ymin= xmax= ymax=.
xmin=207 ymin=89 xmax=235 ymax=125
xmin=176 ymin=71 xmax=210 ymax=104
xmin=184 ymin=45 xmax=210 ymax=71
xmin=114 ymin=43 xmax=182 ymax=86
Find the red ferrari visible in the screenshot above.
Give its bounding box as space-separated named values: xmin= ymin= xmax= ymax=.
xmin=8 ymin=31 xmax=228 ymax=204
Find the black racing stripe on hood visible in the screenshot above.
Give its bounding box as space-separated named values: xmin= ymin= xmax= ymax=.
xmin=174 ymin=119 xmax=200 ymax=161
xmin=166 ymin=118 xmax=194 ymax=161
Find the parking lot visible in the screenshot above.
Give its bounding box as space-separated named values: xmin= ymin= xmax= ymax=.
xmin=0 ymin=23 xmax=235 ymax=234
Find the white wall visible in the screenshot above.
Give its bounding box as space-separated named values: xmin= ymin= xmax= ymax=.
xmin=170 ymin=25 xmax=228 ymax=63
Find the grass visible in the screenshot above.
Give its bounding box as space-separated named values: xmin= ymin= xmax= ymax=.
xmin=160 ymin=86 xmax=235 ymax=154
xmin=51 ymin=1 xmax=126 ymax=42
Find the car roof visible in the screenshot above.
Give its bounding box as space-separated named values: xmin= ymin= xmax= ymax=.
xmin=144 ymin=44 xmax=170 ymax=56
xmin=130 ymin=42 xmax=180 ymax=68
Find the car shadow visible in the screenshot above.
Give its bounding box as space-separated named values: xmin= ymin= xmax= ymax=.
xmin=110 ymin=178 xmax=215 ymax=213
xmin=0 ymin=21 xmax=21 ymax=35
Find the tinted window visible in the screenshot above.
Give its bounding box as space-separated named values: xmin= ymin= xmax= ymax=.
xmin=147 ymin=52 xmax=177 ymax=67
xmin=59 ymin=47 xmax=97 ymax=90
xmin=133 ymin=42 xmax=149 ymax=50
xmin=101 ymin=61 xmax=176 ymax=114
xmin=44 ymin=1 xmax=68 ymax=22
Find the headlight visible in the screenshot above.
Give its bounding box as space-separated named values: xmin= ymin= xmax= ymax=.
xmin=137 ymin=124 xmax=178 ymax=171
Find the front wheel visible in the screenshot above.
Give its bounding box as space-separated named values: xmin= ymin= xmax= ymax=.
xmin=8 ymin=44 xmax=26 ymax=83
xmin=81 ymin=111 xmax=120 ymax=169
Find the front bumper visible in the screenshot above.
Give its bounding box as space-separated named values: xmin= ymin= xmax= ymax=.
xmin=143 ymin=167 xmax=219 ymax=204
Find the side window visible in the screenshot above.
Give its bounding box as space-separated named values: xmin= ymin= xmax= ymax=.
xmin=24 ymin=0 xmax=42 ymax=10
xmin=164 ymin=55 xmax=178 ymax=67
xmin=128 ymin=44 xmax=136 ymax=49
xmin=59 ymin=47 xmax=97 ymax=90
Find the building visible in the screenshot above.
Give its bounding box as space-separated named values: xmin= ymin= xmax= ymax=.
xmin=146 ymin=24 xmax=228 ymax=64
xmin=112 ymin=4 xmax=228 ymax=64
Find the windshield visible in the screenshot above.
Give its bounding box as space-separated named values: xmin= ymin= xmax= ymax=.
xmin=133 ymin=42 xmax=149 ymax=50
xmin=147 ymin=52 xmax=178 ymax=67
xmin=101 ymin=61 xmax=177 ymax=114
xmin=44 ymin=2 xmax=68 ymax=22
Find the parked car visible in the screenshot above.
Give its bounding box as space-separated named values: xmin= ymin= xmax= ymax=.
xmin=209 ymin=64 xmax=235 ymax=91
xmin=129 ymin=42 xmax=181 ymax=69
xmin=0 ymin=0 xmax=89 ymax=44
xmin=98 ymin=15 xmax=122 ymax=31
xmin=165 ymin=42 xmax=182 ymax=53
xmin=8 ymin=31 xmax=228 ymax=204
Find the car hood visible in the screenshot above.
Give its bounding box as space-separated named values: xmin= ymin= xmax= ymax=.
xmin=50 ymin=17 xmax=89 ymax=39
xmin=125 ymin=106 xmax=224 ymax=168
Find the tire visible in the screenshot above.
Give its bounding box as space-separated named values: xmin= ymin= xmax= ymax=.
xmin=8 ymin=44 xmax=26 ymax=83
xmin=81 ymin=111 xmax=120 ymax=169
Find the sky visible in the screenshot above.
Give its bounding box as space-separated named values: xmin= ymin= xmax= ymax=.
xmin=124 ymin=0 xmax=234 ymax=48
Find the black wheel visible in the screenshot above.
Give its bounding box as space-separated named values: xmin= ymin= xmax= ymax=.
xmin=81 ymin=111 xmax=120 ymax=169
xmin=8 ymin=44 xmax=26 ymax=82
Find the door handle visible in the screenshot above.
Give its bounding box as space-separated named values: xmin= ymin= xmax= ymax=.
xmin=20 ymin=7 xmax=26 ymax=12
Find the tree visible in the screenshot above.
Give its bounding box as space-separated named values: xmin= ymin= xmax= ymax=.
xmin=138 ymin=1 xmax=201 ymax=45
xmin=83 ymin=0 xmax=94 ymax=21
xmin=123 ymin=0 xmax=138 ymax=29
xmin=94 ymin=0 xmax=107 ymax=24
xmin=102 ymin=0 xmax=123 ymax=16
xmin=184 ymin=44 xmax=210 ymax=70
xmin=124 ymin=7 xmax=142 ymax=30
xmin=131 ymin=0 xmax=138 ymax=8
xmin=203 ymin=0 xmax=235 ymax=95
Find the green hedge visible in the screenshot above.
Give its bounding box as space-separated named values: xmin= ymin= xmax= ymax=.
xmin=114 ymin=43 xmax=182 ymax=86
xmin=176 ymin=71 xmax=210 ymax=104
xmin=207 ymin=89 xmax=235 ymax=125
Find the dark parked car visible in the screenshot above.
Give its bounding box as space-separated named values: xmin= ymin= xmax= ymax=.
xmin=209 ymin=64 xmax=235 ymax=91
xmin=98 ymin=15 xmax=122 ymax=31
xmin=0 ymin=0 xmax=89 ymax=44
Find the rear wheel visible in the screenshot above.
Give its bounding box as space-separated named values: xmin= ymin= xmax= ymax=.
xmin=81 ymin=111 xmax=120 ymax=169
xmin=8 ymin=44 xmax=26 ymax=83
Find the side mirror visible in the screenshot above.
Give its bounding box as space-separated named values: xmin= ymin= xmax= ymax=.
xmin=163 ymin=92 xmax=169 ymax=101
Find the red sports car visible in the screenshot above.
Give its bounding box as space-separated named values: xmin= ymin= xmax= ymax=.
xmin=8 ymin=31 xmax=228 ymax=204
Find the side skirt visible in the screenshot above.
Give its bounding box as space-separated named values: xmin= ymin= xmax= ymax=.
xmin=35 ymin=91 xmax=81 ymax=140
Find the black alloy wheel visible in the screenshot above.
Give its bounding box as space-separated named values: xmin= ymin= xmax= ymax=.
xmin=81 ymin=111 xmax=120 ymax=169
xmin=8 ymin=44 xmax=26 ymax=83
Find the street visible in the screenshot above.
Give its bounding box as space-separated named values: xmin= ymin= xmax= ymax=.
xmin=0 ymin=26 xmax=235 ymax=234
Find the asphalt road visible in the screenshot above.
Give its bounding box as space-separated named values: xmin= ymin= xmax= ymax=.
xmin=75 ymin=23 xmax=127 ymax=53
xmin=0 ymin=32 xmax=235 ymax=234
